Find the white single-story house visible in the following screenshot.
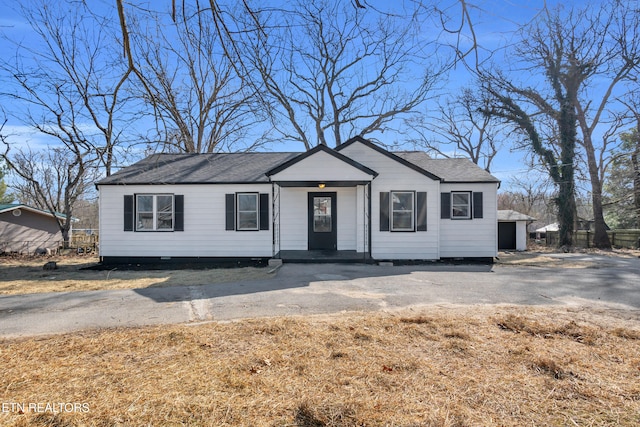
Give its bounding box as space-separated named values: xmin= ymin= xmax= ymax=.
xmin=497 ymin=210 xmax=536 ymax=251
xmin=96 ymin=136 xmax=500 ymax=264
xmin=0 ymin=203 xmax=66 ymax=254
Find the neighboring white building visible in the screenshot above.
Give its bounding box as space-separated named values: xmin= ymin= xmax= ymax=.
xmin=96 ymin=137 xmax=500 ymax=264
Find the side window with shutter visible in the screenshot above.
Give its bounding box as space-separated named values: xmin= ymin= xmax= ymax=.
xmin=124 ymin=195 xmax=134 ymax=231
xmin=441 ymin=191 xmax=483 ymax=220
xmin=225 ymin=194 xmax=235 ymax=230
xmin=174 ymin=195 xmax=184 ymax=231
xmin=473 ymin=192 xmax=483 ymax=219
xmin=259 ymin=193 xmax=269 ymax=230
xmin=379 ymin=192 xmax=390 ymax=231
xmin=440 ymin=193 xmax=451 ymax=219
xmin=226 ymin=193 xmax=269 ymax=231
xmin=380 ymin=191 xmax=425 ymax=232
xmin=124 ymin=194 xmax=182 ymax=231
xmin=416 ymin=192 xmax=427 ymax=231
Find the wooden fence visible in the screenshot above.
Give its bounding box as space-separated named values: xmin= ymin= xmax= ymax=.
xmin=70 ymin=229 xmax=99 ymax=253
xmin=546 ymin=229 xmax=640 ymax=249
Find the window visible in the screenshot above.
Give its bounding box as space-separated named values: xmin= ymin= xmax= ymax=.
xmin=451 ymin=192 xmax=471 ymax=219
xmin=237 ymin=193 xmax=259 ymax=230
xmin=136 ymin=194 xmax=174 ymax=231
xmin=391 ymin=191 xmax=414 ymax=231
xmin=313 ymin=196 xmax=332 ymax=232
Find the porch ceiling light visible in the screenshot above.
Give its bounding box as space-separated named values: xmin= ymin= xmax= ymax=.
xmin=318 ymin=183 xmax=326 ymax=189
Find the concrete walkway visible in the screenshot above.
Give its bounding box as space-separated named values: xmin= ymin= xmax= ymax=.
xmin=1 ymin=255 xmax=639 ymax=337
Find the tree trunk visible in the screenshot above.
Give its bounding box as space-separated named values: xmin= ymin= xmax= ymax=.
xmin=633 ymin=138 xmax=640 ymax=229
xmin=583 ymin=137 xmax=611 ymax=248
xmin=557 ymin=179 xmax=575 ymax=247
xmin=556 ymin=98 xmax=577 ymax=248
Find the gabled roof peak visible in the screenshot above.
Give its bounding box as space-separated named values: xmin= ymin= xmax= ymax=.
xmin=336 ymin=136 xmax=442 ymax=181
xmin=266 ymin=143 xmax=378 ymax=178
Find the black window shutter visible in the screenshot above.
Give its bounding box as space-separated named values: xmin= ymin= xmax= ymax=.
xmin=225 ymin=194 xmax=235 ymax=230
xmin=440 ymin=192 xmax=450 ymax=219
xmin=124 ymin=195 xmax=134 ymax=231
xmin=174 ymin=195 xmax=184 ymax=231
xmin=473 ymin=192 xmax=483 ymax=219
xmin=379 ymin=192 xmax=390 ymax=231
xmin=259 ymin=193 xmax=269 ymax=230
xmin=416 ymin=192 xmax=427 ymax=231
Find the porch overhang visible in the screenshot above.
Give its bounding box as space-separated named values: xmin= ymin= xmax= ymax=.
xmin=270 ymin=180 xmax=371 ymax=187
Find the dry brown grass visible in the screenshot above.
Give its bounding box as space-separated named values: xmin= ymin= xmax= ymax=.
xmin=0 ymin=255 xmax=273 ymax=295
xmin=1 ymin=306 xmax=640 ymax=426
xmin=497 ymin=246 xmax=640 ymax=268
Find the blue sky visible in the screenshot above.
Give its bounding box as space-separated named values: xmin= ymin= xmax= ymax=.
xmin=0 ymin=0 xmax=609 ymax=191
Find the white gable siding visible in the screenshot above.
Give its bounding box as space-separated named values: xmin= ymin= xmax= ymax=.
xmin=339 ymin=142 xmax=440 ymax=259
xmin=99 ymin=184 xmax=273 ymax=258
xmin=279 ymin=187 xmax=358 ymax=251
xmin=269 ymin=150 xmax=374 ymax=182
xmin=439 ymin=182 xmax=498 ymax=258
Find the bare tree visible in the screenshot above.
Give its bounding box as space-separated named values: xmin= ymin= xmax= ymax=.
xmin=482 ymin=71 xmax=579 ymax=248
xmin=407 ymin=87 xmax=503 ymax=172
xmin=127 ymin=3 xmax=264 ymax=153
xmin=0 ymin=0 xmax=134 ymax=176
xmin=0 ymin=158 xmax=13 ymax=204
xmin=568 ymin=1 xmax=640 ymax=248
xmin=112 ymin=0 xmax=478 ymax=152
xmin=484 ymin=1 xmax=640 ymax=248
xmin=0 ymin=121 xmax=97 ymax=245
xmin=0 ymin=1 xmax=120 ymax=243
xmin=619 ymin=93 xmax=640 ymax=228
xmin=604 ymin=129 xmax=640 ymax=228
xmin=243 ymin=0 xmax=444 ymax=149
xmin=480 ymin=2 xmax=640 ymax=248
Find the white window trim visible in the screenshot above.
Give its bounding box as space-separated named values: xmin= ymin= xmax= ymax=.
xmin=390 ymin=191 xmax=415 ymax=232
xmin=136 ymin=194 xmax=174 ymax=231
xmin=236 ymin=193 xmax=259 ymax=231
xmin=451 ymin=191 xmax=471 ymax=220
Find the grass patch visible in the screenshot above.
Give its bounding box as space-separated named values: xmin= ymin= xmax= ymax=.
xmin=495 ymin=314 xmax=599 ymax=344
xmin=1 ymin=307 xmax=640 ymax=426
xmin=0 ymin=255 xmax=273 ymax=295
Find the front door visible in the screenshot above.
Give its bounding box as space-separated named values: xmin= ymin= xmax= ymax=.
xmin=308 ymin=192 xmax=337 ymax=250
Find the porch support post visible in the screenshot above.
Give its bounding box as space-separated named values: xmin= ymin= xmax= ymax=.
xmin=367 ymin=181 xmax=372 ymax=259
xmin=271 ymin=181 xmax=281 ymax=258
xmin=271 ymin=181 xmax=275 ymax=257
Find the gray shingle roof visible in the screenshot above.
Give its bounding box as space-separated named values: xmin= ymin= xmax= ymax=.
xmin=498 ymin=210 xmax=536 ymax=221
xmin=395 ymin=152 xmax=500 ymax=183
xmin=97 ymin=149 xmax=500 ymax=185
xmin=97 ymin=152 xmax=300 ymax=185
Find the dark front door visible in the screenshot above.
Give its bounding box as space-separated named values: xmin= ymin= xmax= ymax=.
xmin=308 ymin=192 xmax=337 ymax=250
xmin=498 ymin=222 xmax=517 ymax=250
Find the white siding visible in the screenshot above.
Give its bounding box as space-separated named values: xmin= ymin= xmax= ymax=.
xmin=279 ymin=187 xmax=358 ymax=251
xmin=516 ymin=221 xmax=528 ymax=251
xmin=339 ymin=143 xmax=440 ymax=260
xmin=439 ymin=182 xmax=498 ymax=258
xmin=270 ymin=150 xmax=374 ymax=182
xmin=99 ymin=184 xmax=273 ymax=257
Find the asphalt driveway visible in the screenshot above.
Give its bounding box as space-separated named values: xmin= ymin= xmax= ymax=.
xmin=1 ymin=253 xmax=639 ymax=337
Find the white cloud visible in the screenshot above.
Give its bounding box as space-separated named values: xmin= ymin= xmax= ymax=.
xmin=0 ymin=124 xmax=59 ymax=151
